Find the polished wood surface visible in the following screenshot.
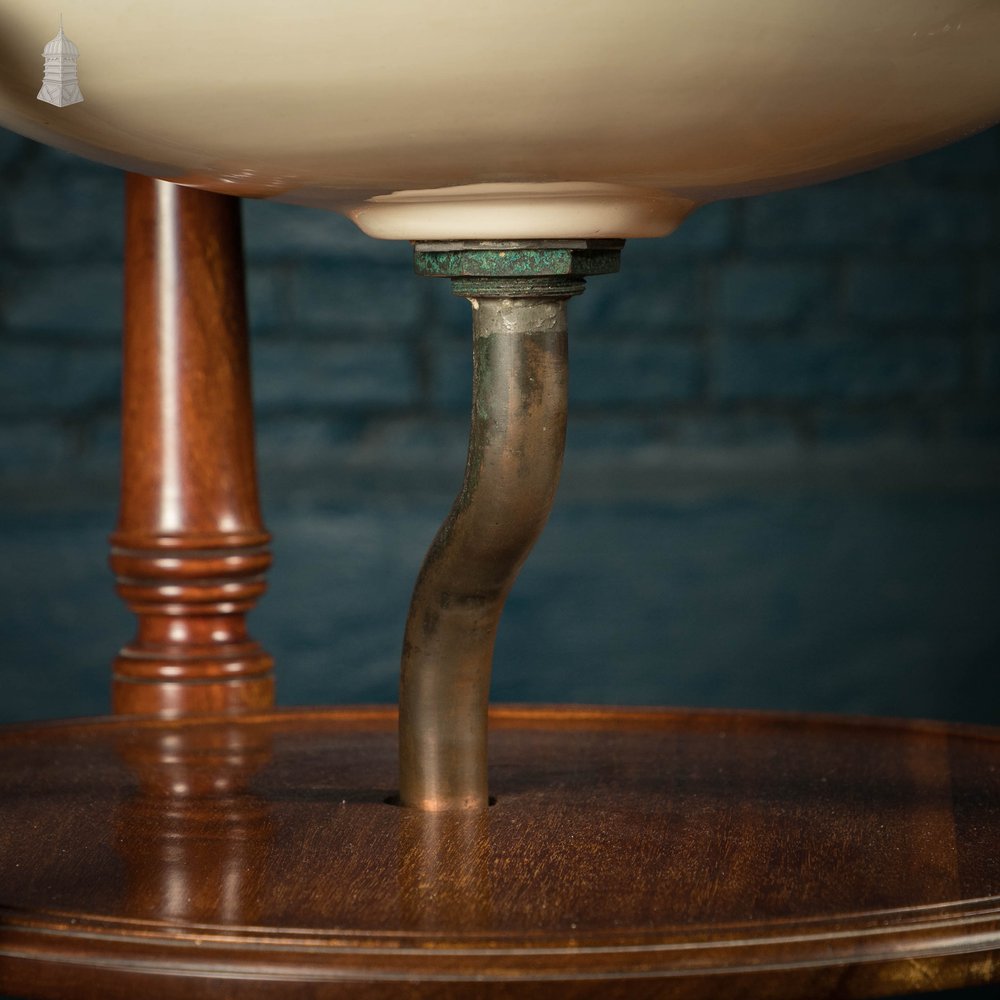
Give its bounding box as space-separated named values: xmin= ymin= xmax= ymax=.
xmin=111 ymin=176 xmax=272 ymax=715
xmin=0 ymin=706 xmax=997 ymax=998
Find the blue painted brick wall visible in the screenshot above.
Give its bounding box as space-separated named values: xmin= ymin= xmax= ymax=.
xmin=1 ymin=127 xmax=998 ymax=471
xmin=0 ymin=126 xmax=998 ymax=754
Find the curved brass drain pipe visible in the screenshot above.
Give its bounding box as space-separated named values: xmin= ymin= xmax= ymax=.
xmin=399 ymin=242 xmax=622 ymax=811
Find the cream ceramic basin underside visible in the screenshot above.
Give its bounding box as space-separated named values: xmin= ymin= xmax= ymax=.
xmin=2 ymin=0 xmax=999 ymax=240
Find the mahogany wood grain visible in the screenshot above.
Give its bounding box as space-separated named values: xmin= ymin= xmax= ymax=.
xmin=0 ymin=706 xmax=997 ymax=998
xmin=111 ymin=175 xmax=272 ymax=716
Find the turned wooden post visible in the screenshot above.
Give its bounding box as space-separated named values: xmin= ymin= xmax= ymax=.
xmin=111 ymin=175 xmax=273 ymax=716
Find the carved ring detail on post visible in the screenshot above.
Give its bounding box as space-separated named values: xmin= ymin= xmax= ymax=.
xmin=112 ymin=176 xmax=273 ymax=717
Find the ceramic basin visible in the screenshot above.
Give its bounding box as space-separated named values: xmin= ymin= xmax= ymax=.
xmin=1 ymin=0 xmax=999 ymax=240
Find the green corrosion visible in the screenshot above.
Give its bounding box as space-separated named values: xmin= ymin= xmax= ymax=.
xmin=413 ymin=240 xmax=623 ymax=298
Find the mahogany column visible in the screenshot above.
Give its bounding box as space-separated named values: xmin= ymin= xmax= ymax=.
xmin=111 ymin=175 xmax=273 ymax=716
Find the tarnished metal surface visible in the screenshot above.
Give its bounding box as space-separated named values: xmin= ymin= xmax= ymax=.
xmin=413 ymin=240 xmax=624 ymax=282
xmin=399 ymin=242 xmax=622 ymax=811
xmin=399 ymin=295 xmax=569 ymax=811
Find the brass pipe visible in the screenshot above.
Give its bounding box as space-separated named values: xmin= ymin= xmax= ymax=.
xmin=399 ymin=295 xmax=569 ymax=811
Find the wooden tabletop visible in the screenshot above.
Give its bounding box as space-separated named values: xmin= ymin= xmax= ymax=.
xmin=0 ymin=706 xmax=997 ymax=998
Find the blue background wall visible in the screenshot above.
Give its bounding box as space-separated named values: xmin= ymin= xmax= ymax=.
xmin=0 ymin=124 xmax=996 ymax=730
xmin=0 ymin=125 xmax=998 ymax=1000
